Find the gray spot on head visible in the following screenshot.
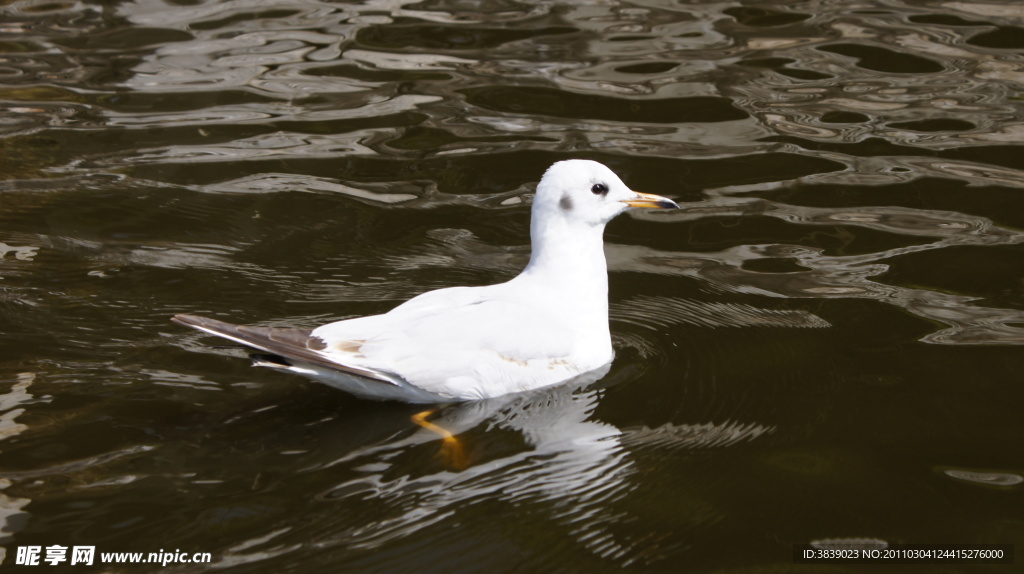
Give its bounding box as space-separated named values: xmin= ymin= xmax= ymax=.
xmin=559 ymin=194 xmax=573 ymax=211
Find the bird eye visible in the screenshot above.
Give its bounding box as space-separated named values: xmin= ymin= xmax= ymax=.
xmin=591 ymin=183 xmax=608 ymax=195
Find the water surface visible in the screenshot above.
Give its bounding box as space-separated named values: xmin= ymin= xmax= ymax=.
xmin=1 ymin=0 xmax=1023 ymax=572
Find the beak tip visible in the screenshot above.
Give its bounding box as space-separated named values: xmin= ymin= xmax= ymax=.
xmin=622 ymin=192 xmax=680 ymax=210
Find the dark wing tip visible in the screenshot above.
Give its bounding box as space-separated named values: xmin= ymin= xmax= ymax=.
xmin=170 ymin=314 xmax=398 ymax=386
xmin=307 ymin=335 xmax=328 ymax=351
xmin=171 ymin=314 xmax=240 ymax=333
xmin=171 ymin=313 xmax=202 ymax=327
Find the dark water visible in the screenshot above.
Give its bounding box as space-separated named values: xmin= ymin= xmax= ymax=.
xmin=2 ymin=0 xmax=1023 ymax=571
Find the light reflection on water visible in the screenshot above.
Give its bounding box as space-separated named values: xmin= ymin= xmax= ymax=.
xmin=1 ymin=0 xmax=1023 ymax=571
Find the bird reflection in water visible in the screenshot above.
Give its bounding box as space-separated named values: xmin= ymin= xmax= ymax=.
xmin=301 ymin=366 xmax=772 ymax=558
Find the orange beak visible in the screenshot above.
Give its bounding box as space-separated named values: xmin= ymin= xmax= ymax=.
xmin=620 ymin=191 xmax=679 ymax=209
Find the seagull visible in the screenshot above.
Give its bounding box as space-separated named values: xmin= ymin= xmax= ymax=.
xmin=173 ymin=160 xmax=678 ymax=403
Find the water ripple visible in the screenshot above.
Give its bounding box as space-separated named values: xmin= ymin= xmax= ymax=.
xmin=612 ymin=296 xmax=830 ymax=330
xmin=2 ymin=0 xmax=1023 ymax=570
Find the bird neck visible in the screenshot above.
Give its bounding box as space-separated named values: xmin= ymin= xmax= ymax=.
xmin=520 ymin=215 xmax=609 ymax=305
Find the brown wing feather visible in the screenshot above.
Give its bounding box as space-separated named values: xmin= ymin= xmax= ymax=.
xmin=171 ymin=314 xmax=397 ymax=386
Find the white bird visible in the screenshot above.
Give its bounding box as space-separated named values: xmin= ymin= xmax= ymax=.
xmin=173 ymin=160 xmax=678 ymax=403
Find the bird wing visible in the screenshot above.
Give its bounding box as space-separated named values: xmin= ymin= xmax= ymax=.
xmin=311 ymin=285 xmax=590 ymax=399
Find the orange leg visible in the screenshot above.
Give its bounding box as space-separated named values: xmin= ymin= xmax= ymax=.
xmin=411 ymin=409 xmax=467 ymax=470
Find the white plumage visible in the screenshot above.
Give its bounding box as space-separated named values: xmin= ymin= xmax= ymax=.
xmin=174 ymin=160 xmax=678 ymax=402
